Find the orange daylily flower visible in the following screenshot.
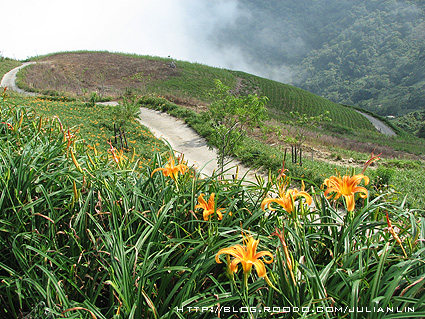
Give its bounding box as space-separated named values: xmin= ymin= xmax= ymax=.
xmin=323 ymin=174 xmax=369 ymax=211
xmin=215 ymin=235 xmax=273 ymax=278
xmin=195 ymin=193 xmax=225 ymax=220
xmin=107 ymin=141 xmax=127 ymax=165
xmin=362 ymin=149 xmax=382 ymax=174
xmin=261 ymin=179 xmax=312 ymax=214
xmin=386 ymin=212 xmax=407 ymax=258
xmin=151 ymin=155 xmax=188 ymax=182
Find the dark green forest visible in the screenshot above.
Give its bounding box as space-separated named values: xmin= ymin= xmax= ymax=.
xmin=214 ymin=0 xmax=425 ymax=118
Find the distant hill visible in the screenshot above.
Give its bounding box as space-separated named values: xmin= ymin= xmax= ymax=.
xmin=211 ymin=0 xmax=425 ymax=117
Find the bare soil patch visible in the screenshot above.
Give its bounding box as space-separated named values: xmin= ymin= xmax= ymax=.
xmin=250 ymin=118 xmax=421 ymax=166
xmin=22 ymin=52 xmax=181 ymax=98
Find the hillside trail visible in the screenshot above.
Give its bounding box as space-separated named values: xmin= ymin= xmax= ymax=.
xmin=1 ymin=63 xmax=397 ymax=180
xmin=354 ymin=110 xmax=396 ymax=136
xmin=1 ymin=64 xmax=263 ymax=182
xmin=99 ymin=101 xmax=264 ymax=182
xmin=0 ymin=62 xmax=38 ymax=96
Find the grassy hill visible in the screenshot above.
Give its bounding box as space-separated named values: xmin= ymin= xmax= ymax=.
xmin=15 ymin=51 xmax=425 ymax=155
xmin=0 ymin=58 xmax=22 ymax=76
xmin=2 ymin=51 xmax=425 ymax=208
xmin=17 ymin=51 xmax=373 ymax=130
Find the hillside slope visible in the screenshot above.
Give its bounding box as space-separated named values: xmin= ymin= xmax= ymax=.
xmin=18 ymin=51 xmax=375 ymax=133
xmin=212 ymin=0 xmax=425 ymax=116
xmin=6 ymin=51 xmax=424 ymax=157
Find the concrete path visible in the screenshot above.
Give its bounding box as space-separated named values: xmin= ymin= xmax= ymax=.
xmin=1 ymin=63 xmax=398 ymax=179
xmin=97 ymin=101 xmax=260 ymax=179
xmin=137 ymin=107 xmax=261 ymax=180
xmin=355 ymin=110 xmax=396 ymax=136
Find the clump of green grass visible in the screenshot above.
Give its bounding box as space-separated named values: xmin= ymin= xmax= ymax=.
xmin=0 ymin=59 xmax=22 ymax=78
xmin=9 ymin=93 xmax=166 ymax=168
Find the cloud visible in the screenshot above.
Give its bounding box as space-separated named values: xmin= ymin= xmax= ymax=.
xmin=2 ymin=0 xmax=147 ymax=59
xmin=126 ymin=0 xmax=241 ymax=62
xmin=2 ymin=0 xmax=240 ymax=59
xmin=1 ymin=0 xmax=296 ymax=84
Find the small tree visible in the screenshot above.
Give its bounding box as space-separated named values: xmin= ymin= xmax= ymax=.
xmin=208 ymin=79 xmax=269 ymax=172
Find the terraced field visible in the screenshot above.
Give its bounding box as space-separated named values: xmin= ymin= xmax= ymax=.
xmin=18 ymin=51 xmax=379 ymax=134
xmin=232 ymin=71 xmax=375 ymax=132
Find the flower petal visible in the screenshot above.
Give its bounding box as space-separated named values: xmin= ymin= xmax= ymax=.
xmin=195 ymin=194 xmax=207 ymax=210
xmin=261 ymin=198 xmax=278 ymax=211
xmin=343 ymin=194 xmax=355 ymax=211
xmin=151 ymin=167 xmax=164 ymax=177
xmin=252 ymin=259 xmax=267 ymax=277
xmin=295 ymin=190 xmax=312 ymax=205
xmin=254 ymin=251 xmax=274 ymax=264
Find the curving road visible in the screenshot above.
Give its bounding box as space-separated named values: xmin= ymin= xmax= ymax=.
xmin=1 ymin=63 xmax=398 ymax=178
xmin=106 ymin=101 xmax=259 ymax=179
xmin=2 ymin=63 xmax=257 ymax=180
xmin=354 ymin=110 xmax=396 ymax=136
xmin=136 ymin=107 xmax=258 ymax=179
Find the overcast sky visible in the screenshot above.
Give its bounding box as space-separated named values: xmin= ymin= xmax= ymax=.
xmin=2 ymin=0 xmax=310 ymax=83
xmin=2 ymin=0 xmax=247 ymax=67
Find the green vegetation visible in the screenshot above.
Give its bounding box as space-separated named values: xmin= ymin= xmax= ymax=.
xmin=206 ymin=79 xmax=268 ymax=172
xmin=392 ymin=110 xmax=425 ymax=137
xmin=232 ymin=71 xmax=375 ymax=133
xmin=9 ymin=93 xmax=166 ymax=167
xmin=111 ymin=97 xmax=141 ymax=129
xmin=1 ymin=83 xmax=424 ymax=319
xmin=210 ymin=0 xmax=425 ymax=117
xmin=0 ymin=59 xmax=21 ymax=78
xmin=298 ymin=0 xmax=425 ymax=116
xmin=148 ymin=59 xmax=236 ymax=100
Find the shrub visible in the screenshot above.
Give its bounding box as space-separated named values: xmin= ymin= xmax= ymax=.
xmin=111 ymin=96 xmax=141 ymax=128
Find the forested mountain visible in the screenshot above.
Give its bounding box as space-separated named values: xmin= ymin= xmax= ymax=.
xmin=213 ymin=0 xmax=425 ymax=117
